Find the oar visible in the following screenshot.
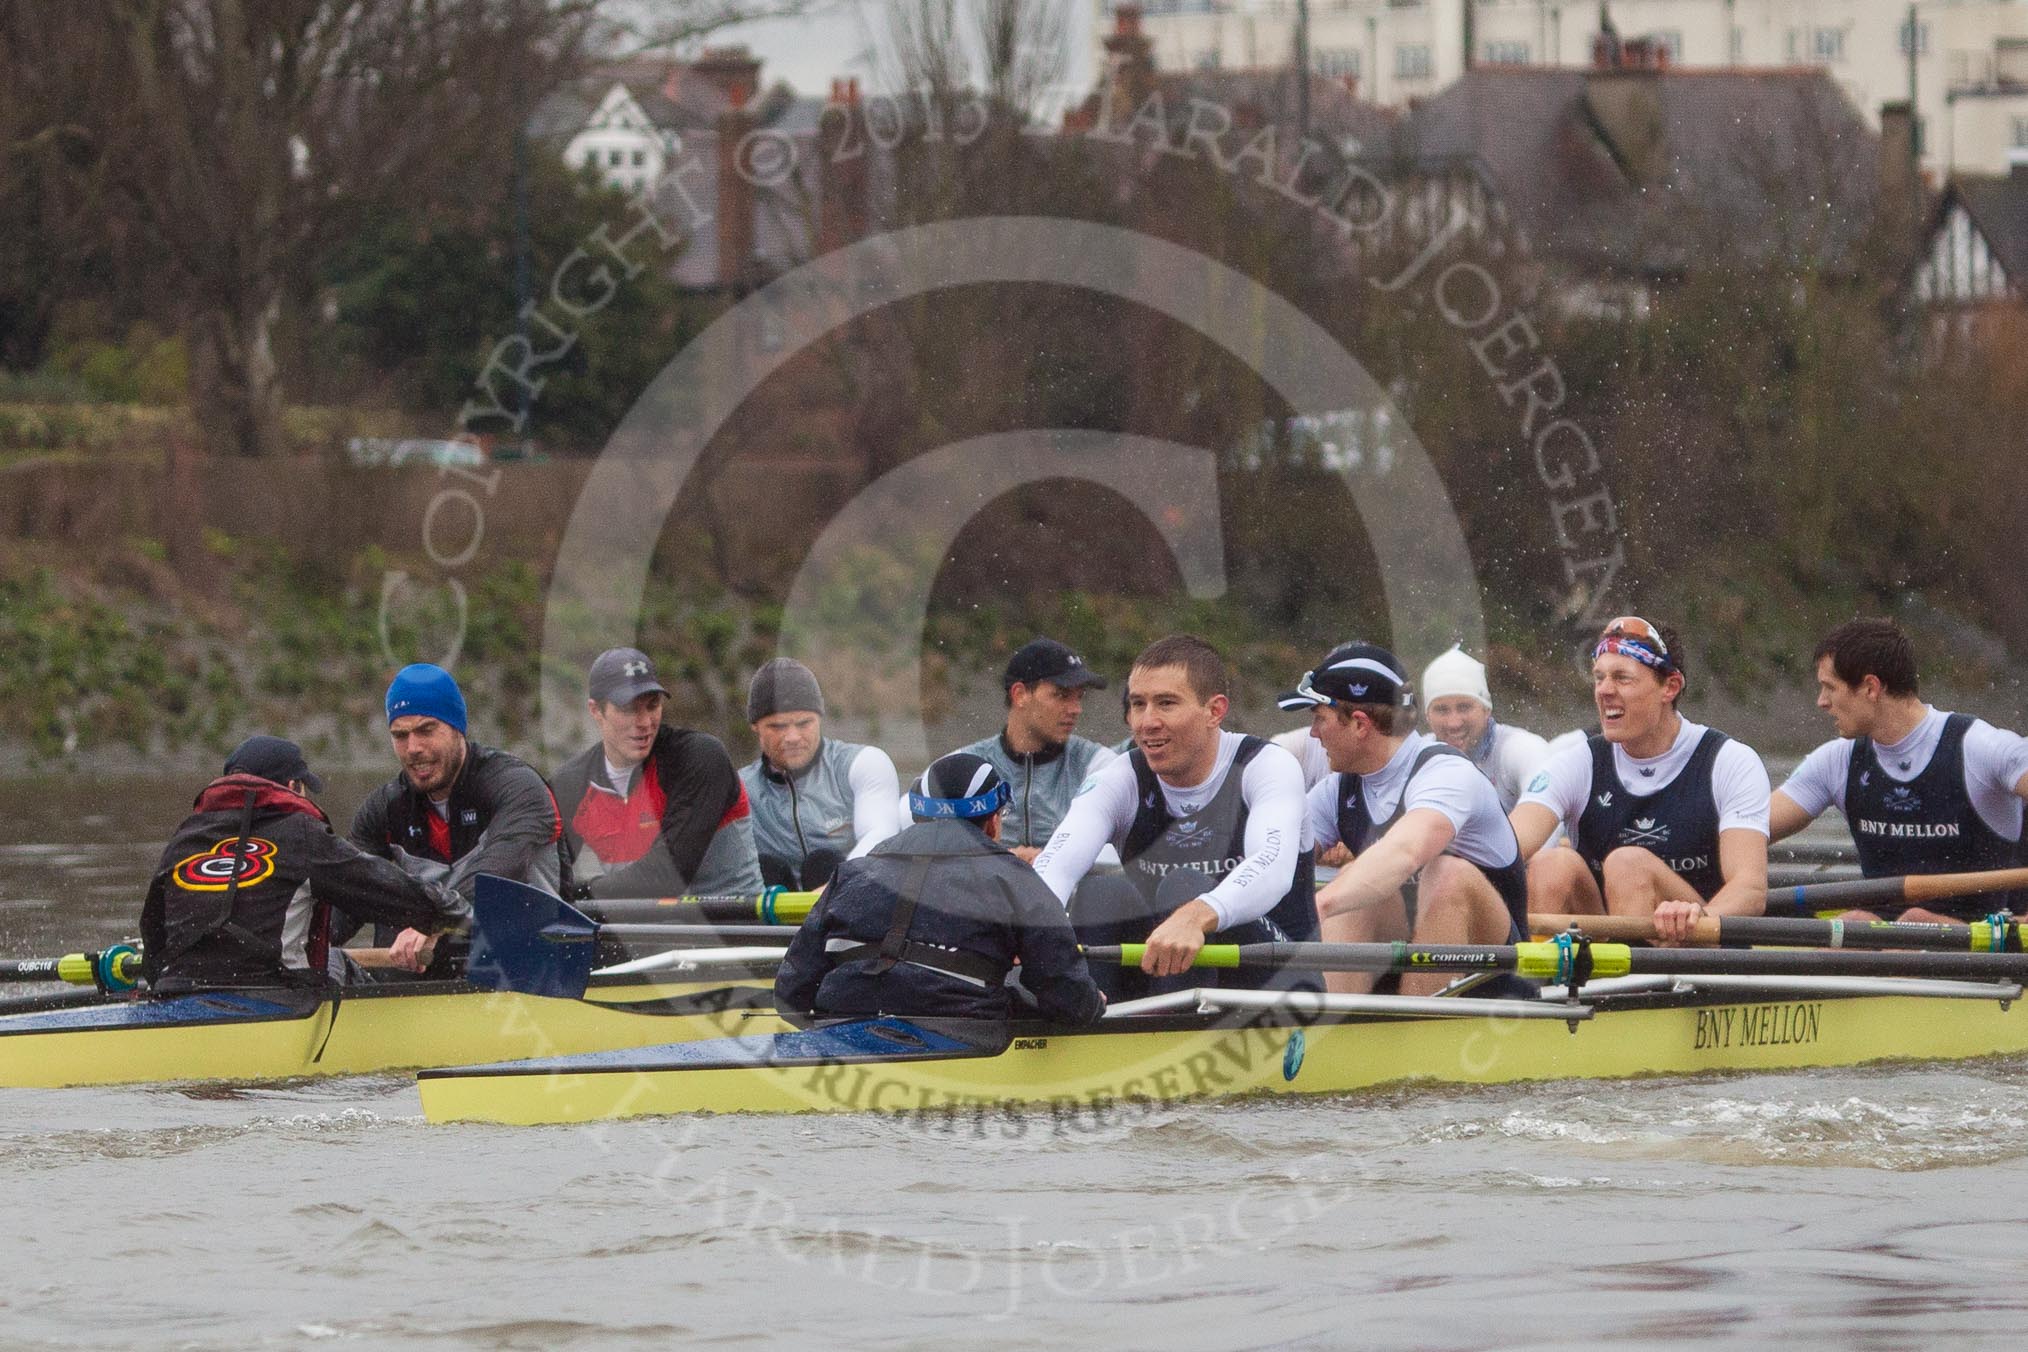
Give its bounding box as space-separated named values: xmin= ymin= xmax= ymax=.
xmin=1086 ymin=939 xmax=2028 ymax=985
xmin=1531 ymin=912 xmax=2025 ymax=953
xmin=0 ymin=944 xmax=142 ymax=992
xmin=1768 ymin=866 xmax=2028 ymax=918
xmin=581 ymin=890 xmax=817 ymax=926
xmin=466 ymin=875 xmax=791 ymax=998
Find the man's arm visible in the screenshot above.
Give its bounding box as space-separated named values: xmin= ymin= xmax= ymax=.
xmin=1004 ymin=868 xmax=1105 ymax=1025
xmin=587 ymin=737 xmax=743 ymax=899
xmin=1767 ymin=790 xmax=1817 ymax=842
xmin=1706 ymin=827 xmax=1769 ymax=918
xmin=1032 ymin=760 xmax=1136 ymax=904
xmin=771 ymin=884 xmax=839 ymax=1015
xmin=301 ymin=822 xmax=471 ymax=935
xmin=845 ymin=746 xmax=902 ymax=859
xmin=1509 ymin=802 xmax=1562 ymax=859
xmin=443 ymin=762 xmax=564 ymax=899
xmin=1315 ymin=808 xmax=1457 ymax=919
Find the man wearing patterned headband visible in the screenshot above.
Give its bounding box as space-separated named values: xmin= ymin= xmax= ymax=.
xmin=1288 ymin=643 xmax=1534 ymax=997
xmin=773 ymin=752 xmax=1105 ymax=1023
xmin=1510 ymin=618 xmax=1771 ymax=943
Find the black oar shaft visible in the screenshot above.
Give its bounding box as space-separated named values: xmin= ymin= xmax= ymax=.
xmin=593 ymin=924 xmax=793 ymax=945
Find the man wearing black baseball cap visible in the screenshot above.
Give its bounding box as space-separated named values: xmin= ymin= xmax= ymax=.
xmin=1279 ymin=642 xmax=1532 ymax=998
xmin=140 ymin=735 xmax=468 ymax=991
xmin=550 ymin=647 xmax=763 ymax=901
xmin=774 ymin=752 xmax=1104 ymax=1024
xmin=949 ymin=638 xmax=1116 ymax=862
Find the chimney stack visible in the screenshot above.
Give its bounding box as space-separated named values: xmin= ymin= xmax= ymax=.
xmin=819 ymin=78 xmax=868 ymax=253
xmin=694 ymin=46 xmax=763 ymax=109
xmin=1103 ymin=5 xmax=1158 ymax=119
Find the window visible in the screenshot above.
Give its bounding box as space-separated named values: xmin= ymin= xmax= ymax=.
xmin=607 ymin=148 xmax=623 ymax=167
xmin=1786 ymin=29 xmax=1800 ymax=61
xmin=1193 ymin=48 xmax=1221 ymax=70
xmin=1396 ymin=43 xmax=1432 ymax=79
xmin=1484 ymin=40 xmax=1530 ymax=65
xmin=2013 ymin=117 xmax=2028 ymax=149
xmin=1653 ymin=30 xmax=1682 ymax=63
xmin=1813 ymin=27 xmax=1845 ymax=63
xmin=1314 ymin=47 xmax=1361 ymax=79
xmin=631 ymin=149 xmax=645 ymax=167
xmin=1900 ymin=18 xmax=1930 ymax=57
xmin=1730 ymin=27 xmax=1744 ymax=63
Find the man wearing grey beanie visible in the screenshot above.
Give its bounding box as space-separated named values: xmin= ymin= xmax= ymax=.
xmin=738 ymin=658 xmax=901 ymax=889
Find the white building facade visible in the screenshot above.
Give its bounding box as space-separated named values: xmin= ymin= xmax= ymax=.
xmin=1112 ymin=0 xmax=2028 ymax=174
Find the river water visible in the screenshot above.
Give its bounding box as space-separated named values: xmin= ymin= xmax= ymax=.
xmin=3 ymin=774 xmax=2026 ymax=1350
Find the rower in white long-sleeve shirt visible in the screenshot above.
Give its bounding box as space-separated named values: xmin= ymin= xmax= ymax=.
xmin=1033 ymin=634 xmax=1317 ymax=1000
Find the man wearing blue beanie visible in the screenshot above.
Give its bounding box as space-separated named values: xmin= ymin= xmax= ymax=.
xmin=339 ymin=663 xmax=565 ymax=974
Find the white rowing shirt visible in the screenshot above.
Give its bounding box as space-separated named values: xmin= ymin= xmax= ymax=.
xmin=1033 ymin=730 xmax=1310 ymax=929
xmin=1518 ymin=717 xmax=1771 ymax=837
xmin=1307 ymin=731 xmax=1520 ymax=869
xmin=1778 ymin=706 xmax=2028 ymax=839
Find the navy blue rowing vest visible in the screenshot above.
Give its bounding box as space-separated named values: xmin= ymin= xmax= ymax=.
xmin=1845 ymin=713 xmax=2024 ymax=908
xmin=1122 ymin=736 xmax=1319 ymax=942
xmin=1335 ymin=741 xmax=1529 ymax=937
xmin=1575 ymin=729 xmax=1728 ymax=900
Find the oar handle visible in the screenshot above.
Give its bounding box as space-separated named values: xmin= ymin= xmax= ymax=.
xmin=0 ymin=945 xmax=142 ymax=991
xmin=1769 ymin=867 xmax=2028 ymax=917
xmin=1532 ymin=914 xmax=1723 ymax=944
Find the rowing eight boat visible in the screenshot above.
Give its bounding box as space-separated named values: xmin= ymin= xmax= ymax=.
xmin=416 ymin=973 xmax=2028 ymax=1125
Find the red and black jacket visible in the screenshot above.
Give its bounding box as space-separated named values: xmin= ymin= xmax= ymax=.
xmin=140 ymin=774 xmax=467 ymax=990
xmin=550 ymin=724 xmax=749 ymax=898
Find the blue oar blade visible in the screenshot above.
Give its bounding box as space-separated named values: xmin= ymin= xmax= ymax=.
xmin=467 ymin=874 xmax=598 ymax=998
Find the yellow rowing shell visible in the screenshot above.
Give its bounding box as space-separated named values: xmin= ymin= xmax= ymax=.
xmin=417 ymin=986 xmax=2028 ymax=1126
xmin=0 ymin=972 xmax=786 ymax=1089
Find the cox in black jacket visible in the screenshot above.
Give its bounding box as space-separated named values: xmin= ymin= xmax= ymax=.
xmin=773 ymin=816 xmax=1105 ymax=1025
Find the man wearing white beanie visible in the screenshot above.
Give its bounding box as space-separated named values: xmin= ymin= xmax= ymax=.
xmin=1421 ymin=645 xmax=1551 ymax=813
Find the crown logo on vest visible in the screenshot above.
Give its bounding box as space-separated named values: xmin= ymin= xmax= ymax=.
xmin=1622 ymin=818 xmax=1669 ymax=847
xmin=1884 ymin=785 xmax=1923 ymax=814
xmin=1166 ymin=819 xmax=1215 ymax=849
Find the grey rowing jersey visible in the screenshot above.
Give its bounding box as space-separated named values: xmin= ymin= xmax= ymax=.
xmin=739 ymin=738 xmax=882 ymax=872
xmin=951 ymin=732 xmax=1112 ymax=851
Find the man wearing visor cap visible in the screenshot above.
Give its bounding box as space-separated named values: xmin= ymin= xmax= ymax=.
xmin=773 ymin=752 xmax=1105 ymax=1024
xmin=1511 ymin=617 xmax=1770 ymax=943
xmin=1285 ymin=643 xmax=1533 ymax=997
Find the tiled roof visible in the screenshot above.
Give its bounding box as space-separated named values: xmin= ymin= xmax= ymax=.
xmin=1952 ymin=172 xmax=2028 ymax=284
xmin=1393 ymin=67 xmax=1879 ymax=275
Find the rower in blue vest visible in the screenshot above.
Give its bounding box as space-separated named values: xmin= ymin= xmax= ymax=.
xmin=772 ymin=753 xmax=1106 ymax=1024
xmin=1034 ymin=634 xmax=1317 ymax=1000
xmin=1280 ymin=643 xmax=1531 ymax=997
xmin=1511 ymin=616 xmax=1771 ymax=945
xmin=1770 ymin=617 xmax=2028 ymax=922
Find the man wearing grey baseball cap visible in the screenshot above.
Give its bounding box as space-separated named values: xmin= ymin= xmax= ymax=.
xmin=737 ymin=657 xmax=901 ymax=889
xmin=550 ymin=647 xmax=763 ymax=900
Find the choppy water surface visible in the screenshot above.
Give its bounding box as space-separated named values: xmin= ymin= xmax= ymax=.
xmin=4 ymin=775 xmax=2028 ymax=1351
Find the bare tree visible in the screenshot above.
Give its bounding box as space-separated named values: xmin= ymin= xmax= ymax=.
xmin=0 ymin=0 xmax=811 ymax=458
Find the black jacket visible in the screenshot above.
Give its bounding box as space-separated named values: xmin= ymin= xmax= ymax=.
xmin=773 ymin=818 xmax=1105 ymax=1024
xmin=141 ymin=775 xmax=469 ymax=990
xmin=343 ymin=739 xmax=564 ymax=944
